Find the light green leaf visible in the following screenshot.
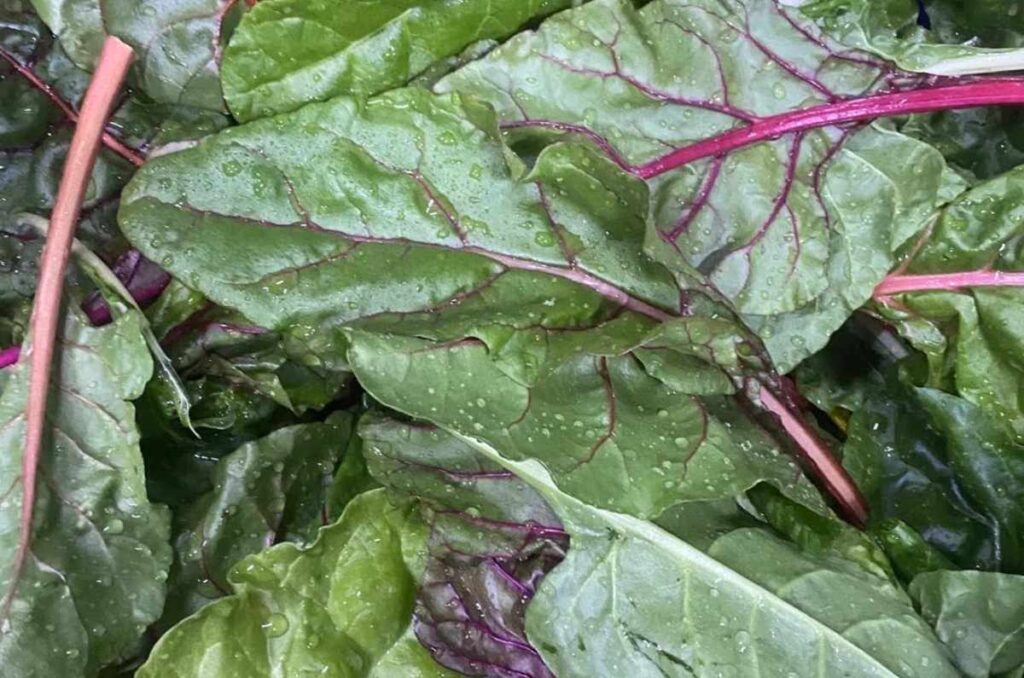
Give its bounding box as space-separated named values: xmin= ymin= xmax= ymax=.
xmin=137 ymin=490 xmax=455 ymax=678
xmin=911 ymin=570 xmax=1024 ymax=678
xmin=0 ymin=310 xmax=171 ymax=675
xmin=803 ymin=0 xmax=1024 ymax=76
xmin=346 ymin=328 xmax=825 ymax=519
xmin=454 ymin=432 xmax=959 ymax=678
xmin=119 ymin=80 xmax=840 ymax=520
xmin=221 ymin=0 xmax=579 ymax=121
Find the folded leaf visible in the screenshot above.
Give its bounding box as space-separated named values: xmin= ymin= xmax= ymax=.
xmin=453 ymin=432 xmax=958 ymax=677
xmin=0 ymin=309 xmax=171 ymax=675
xmin=911 ymin=570 xmax=1024 ymax=678
xmin=162 ymin=413 xmax=354 ymax=626
xmin=221 ymin=0 xmax=579 ymax=121
xmin=137 ymin=490 xmax=457 ymax=678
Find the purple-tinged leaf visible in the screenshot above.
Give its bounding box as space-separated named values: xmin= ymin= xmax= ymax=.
xmin=361 ymin=414 xmax=566 ymax=678
xmin=81 ymin=249 xmax=170 ymax=325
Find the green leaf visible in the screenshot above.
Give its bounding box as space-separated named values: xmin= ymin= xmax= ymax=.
xmin=0 ymin=310 xmax=171 ymax=675
xmin=346 ymin=328 xmax=825 ymax=519
xmin=360 ymin=413 xmax=567 ymax=677
xmin=911 ymin=570 xmax=1024 ymax=678
xmin=435 ymin=0 xmax=964 ymax=371
xmin=137 ymin=489 xmax=457 ymax=678
xmin=220 ymin=0 xmax=579 ymax=122
xmin=803 ymin=0 xmax=1024 ymax=75
xmin=454 ymin=432 xmax=959 ymax=678
xmin=161 ymin=413 xmax=354 ymax=627
xmin=874 ymin=165 xmax=1024 ymax=439
xmin=118 ymin=85 xmax=830 ymax=519
xmin=28 ymin=0 xmax=253 ymax=110
xmin=843 ymin=379 xmax=1024 ymax=572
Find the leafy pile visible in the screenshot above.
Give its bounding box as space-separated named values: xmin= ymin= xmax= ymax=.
xmin=3 ymin=0 xmax=1024 ymax=676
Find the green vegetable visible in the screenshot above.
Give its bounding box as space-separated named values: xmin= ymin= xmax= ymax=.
xmin=4 ymin=0 xmax=1024 ymax=674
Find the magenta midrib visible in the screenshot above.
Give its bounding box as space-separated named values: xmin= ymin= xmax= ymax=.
xmin=633 ymin=79 xmax=1024 ymax=178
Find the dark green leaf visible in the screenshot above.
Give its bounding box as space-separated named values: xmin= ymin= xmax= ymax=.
xmin=28 ymin=0 xmax=253 ymax=110
xmin=844 ymin=379 xmax=1024 ymax=572
xmin=161 ymin=413 xmax=354 ymax=627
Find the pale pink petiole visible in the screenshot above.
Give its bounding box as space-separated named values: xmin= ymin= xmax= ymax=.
xmin=875 ymin=270 xmax=1024 ymax=297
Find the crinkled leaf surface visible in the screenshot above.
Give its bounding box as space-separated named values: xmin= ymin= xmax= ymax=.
xmin=910 ymin=570 xmax=1024 ymax=678
xmin=118 ymin=85 xmax=829 ymax=519
xmin=161 ymin=413 xmax=353 ymax=627
xmin=221 ymin=0 xmax=578 ymax=122
xmin=452 ymin=432 xmax=957 ymax=678
xmin=137 ymin=489 xmax=456 ymax=678
xmin=843 ymin=379 xmax=1024 ymax=573
xmin=0 ymin=310 xmax=171 ymax=676
xmin=361 ymin=414 xmax=567 ymax=678
xmin=874 ymin=165 xmax=1024 ymax=439
xmin=28 ymin=0 xmax=252 ymax=110
xmin=436 ymin=0 xmax=964 ymax=371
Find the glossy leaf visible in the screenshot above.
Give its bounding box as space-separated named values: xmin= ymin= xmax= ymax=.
xmin=804 ymin=0 xmax=1024 ymax=74
xmin=361 ymin=414 xmax=567 ymax=678
xmin=873 ymin=165 xmax=1024 ymax=439
xmin=0 ymin=310 xmax=171 ymax=675
xmin=843 ymin=380 xmax=1024 ymax=572
xmin=161 ymin=413 xmax=354 ymax=626
xmin=455 ymin=432 xmax=958 ymax=678
xmin=137 ymin=490 xmax=457 ymax=678
xmin=221 ymin=0 xmax=578 ymax=121
xmin=911 ymin=570 xmax=1024 ymax=678
xmin=28 ymin=0 xmax=252 ymax=110
xmin=118 ymin=85 xmax=829 ymax=519
xmin=436 ymin=0 xmax=964 ymax=370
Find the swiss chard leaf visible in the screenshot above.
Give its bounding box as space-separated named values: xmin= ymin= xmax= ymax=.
xmin=137 ymin=489 xmax=458 ymax=678
xmin=220 ymin=0 xmax=580 ymax=122
xmin=910 ymin=570 xmax=1024 ymax=678
xmin=28 ymin=0 xmax=253 ymax=110
xmin=161 ymin=413 xmax=354 ymax=627
xmin=360 ymin=413 xmax=567 ymax=678
xmin=0 ymin=309 xmax=171 ymax=675
xmin=450 ymin=431 xmax=959 ymax=678
xmin=118 ymin=86 xmax=831 ymax=519
xmin=804 ymin=0 xmax=1024 ymax=74
xmin=873 ymin=164 xmax=1024 ymax=440
xmin=843 ymin=378 xmax=1024 ymax=573
xmin=435 ymin=0 xmax=965 ymax=371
